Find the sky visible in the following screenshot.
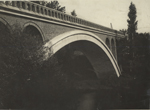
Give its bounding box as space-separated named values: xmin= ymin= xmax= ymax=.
xmin=49 ymin=0 xmax=150 ymax=33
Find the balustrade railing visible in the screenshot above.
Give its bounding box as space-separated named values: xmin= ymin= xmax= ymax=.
xmin=0 ymin=1 xmax=123 ymax=35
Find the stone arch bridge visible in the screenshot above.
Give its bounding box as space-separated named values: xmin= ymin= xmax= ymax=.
xmin=0 ymin=1 xmax=124 ymax=82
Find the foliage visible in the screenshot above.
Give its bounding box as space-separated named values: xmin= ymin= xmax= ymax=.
xmin=32 ymin=1 xmax=66 ymax=13
xmin=46 ymin=1 xmax=66 ymax=13
xmin=71 ymin=10 xmax=77 ymax=17
xmin=127 ymin=2 xmax=138 ymax=59
xmin=117 ymin=29 xmax=150 ymax=108
xmin=0 ymin=23 xmax=74 ymax=109
xmin=127 ymin=2 xmax=138 ymax=41
xmin=32 ymin=1 xmax=47 ymax=6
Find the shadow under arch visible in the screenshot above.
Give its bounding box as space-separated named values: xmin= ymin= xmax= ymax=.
xmin=44 ymin=30 xmax=121 ymax=78
xmin=23 ymin=22 xmax=45 ymax=41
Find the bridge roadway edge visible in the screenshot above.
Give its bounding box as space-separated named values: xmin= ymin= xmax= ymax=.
xmin=0 ymin=6 xmax=118 ymax=56
xmin=0 ymin=4 xmax=124 ymax=38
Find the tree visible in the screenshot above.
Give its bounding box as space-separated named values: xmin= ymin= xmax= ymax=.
xmin=32 ymin=1 xmax=47 ymax=6
xmin=71 ymin=10 xmax=77 ymax=17
xmin=127 ymin=2 xmax=138 ymax=58
xmin=46 ymin=0 xmax=66 ymax=13
xmin=120 ymin=29 xmax=127 ymax=35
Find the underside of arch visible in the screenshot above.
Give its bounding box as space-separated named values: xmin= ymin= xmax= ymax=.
xmin=44 ymin=30 xmax=121 ymax=78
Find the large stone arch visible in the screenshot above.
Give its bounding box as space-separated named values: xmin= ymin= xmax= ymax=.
xmin=44 ymin=30 xmax=121 ymax=78
xmin=23 ymin=22 xmax=44 ymax=41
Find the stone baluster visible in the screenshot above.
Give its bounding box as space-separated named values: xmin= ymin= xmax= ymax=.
xmin=46 ymin=9 xmax=48 ymax=15
xmin=49 ymin=10 xmax=52 ymax=16
xmin=44 ymin=9 xmax=47 ymax=15
xmin=29 ymin=3 xmax=32 ymax=11
xmin=53 ymin=11 xmax=55 ymax=17
xmin=64 ymin=15 xmax=66 ymax=20
xmin=85 ymin=21 xmax=87 ymax=25
xmin=5 ymin=1 xmax=11 ymax=6
xmin=62 ymin=14 xmax=64 ymax=20
xmin=12 ymin=1 xmax=17 ymax=7
xmin=34 ymin=5 xmax=37 ymax=12
xmin=55 ymin=12 xmax=58 ymax=18
xmin=44 ymin=8 xmax=46 ymax=15
xmin=39 ymin=6 xmax=41 ymax=14
xmin=24 ymin=2 xmax=27 ymax=10
xmin=79 ymin=19 xmax=81 ymax=24
xmin=19 ymin=1 xmax=22 ymax=8
xmin=0 ymin=1 xmax=4 ymax=4
xmin=42 ymin=8 xmax=45 ymax=15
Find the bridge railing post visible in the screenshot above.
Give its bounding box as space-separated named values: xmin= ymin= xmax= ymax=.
xmin=29 ymin=3 xmax=32 ymax=11
xmin=55 ymin=11 xmax=58 ymax=18
xmin=5 ymin=1 xmax=11 ymax=6
xmin=12 ymin=1 xmax=17 ymax=7
xmin=39 ymin=6 xmax=41 ymax=14
xmin=33 ymin=5 xmax=37 ymax=12
xmin=64 ymin=14 xmax=65 ymax=20
xmin=49 ymin=10 xmax=51 ymax=16
xmin=44 ymin=9 xmax=47 ymax=15
xmin=0 ymin=1 xmax=4 ymax=5
xmin=41 ymin=8 xmax=44 ymax=15
xmin=19 ymin=1 xmax=22 ymax=8
xmin=24 ymin=2 xmax=27 ymax=10
xmin=51 ymin=11 xmax=54 ymax=17
xmin=61 ymin=14 xmax=64 ymax=20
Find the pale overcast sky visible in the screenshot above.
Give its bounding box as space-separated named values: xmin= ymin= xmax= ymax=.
xmin=52 ymin=0 xmax=150 ymax=33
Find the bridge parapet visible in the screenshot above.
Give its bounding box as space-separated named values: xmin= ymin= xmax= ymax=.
xmin=0 ymin=1 xmax=124 ymax=38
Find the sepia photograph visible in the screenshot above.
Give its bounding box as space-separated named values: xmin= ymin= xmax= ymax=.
xmin=0 ymin=0 xmax=150 ymax=109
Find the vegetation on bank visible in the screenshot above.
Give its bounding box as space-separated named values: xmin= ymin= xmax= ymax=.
xmin=116 ymin=2 xmax=150 ymax=108
xmin=0 ymin=22 xmax=74 ymax=109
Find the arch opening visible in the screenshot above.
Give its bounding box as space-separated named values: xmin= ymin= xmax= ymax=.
xmin=106 ymin=38 xmax=110 ymax=49
xmin=44 ymin=30 xmax=120 ymax=79
xmin=23 ymin=25 xmax=43 ymax=50
xmin=46 ymin=31 xmax=120 ymax=77
xmin=55 ymin=42 xmax=98 ymax=81
xmin=0 ymin=21 xmax=11 ymax=37
xmin=35 ymin=31 xmax=121 ymax=109
xmin=111 ymin=39 xmax=115 ymax=57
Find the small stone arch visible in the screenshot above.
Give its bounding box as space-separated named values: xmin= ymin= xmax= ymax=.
xmin=0 ymin=17 xmax=12 ymax=33
xmin=23 ymin=22 xmax=44 ymax=41
xmin=106 ymin=38 xmax=110 ymax=49
xmin=44 ymin=30 xmax=121 ymax=77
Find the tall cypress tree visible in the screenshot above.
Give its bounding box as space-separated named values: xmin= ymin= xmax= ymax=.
xmin=127 ymin=2 xmax=138 ymax=58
